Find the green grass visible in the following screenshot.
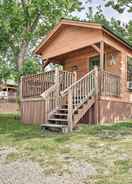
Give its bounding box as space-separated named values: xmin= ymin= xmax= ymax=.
xmin=0 ymin=114 xmax=132 ymax=183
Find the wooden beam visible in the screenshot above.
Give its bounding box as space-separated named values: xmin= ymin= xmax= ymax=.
xmin=43 ymin=59 xmax=49 ymax=68
xmin=91 ymin=44 xmax=100 ymax=53
xmin=100 ymin=41 xmax=104 ymax=70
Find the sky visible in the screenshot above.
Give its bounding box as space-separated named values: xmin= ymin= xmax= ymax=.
xmin=75 ymin=0 xmax=132 ymax=23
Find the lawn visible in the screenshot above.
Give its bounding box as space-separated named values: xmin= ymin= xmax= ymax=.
xmin=0 ymin=114 xmax=132 ymax=184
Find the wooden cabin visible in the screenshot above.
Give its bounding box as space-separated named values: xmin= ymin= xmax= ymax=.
xmin=21 ymin=19 xmax=132 ymax=132
xmin=0 ymin=81 xmax=17 ymax=102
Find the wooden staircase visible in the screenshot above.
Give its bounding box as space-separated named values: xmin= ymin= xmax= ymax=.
xmin=41 ymin=68 xmax=97 ymax=133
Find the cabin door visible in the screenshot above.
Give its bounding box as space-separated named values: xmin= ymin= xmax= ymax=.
xmin=89 ymin=55 xmax=100 ymax=71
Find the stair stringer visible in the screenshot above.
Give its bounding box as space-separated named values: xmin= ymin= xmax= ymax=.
xmin=73 ymin=97 xmax=95 ymax=126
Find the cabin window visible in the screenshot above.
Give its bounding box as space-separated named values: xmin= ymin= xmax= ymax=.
xmin=89 ymin=55 xmax=105 ymax=71
xmin=127 ymin=57 xmax=132 ymax=81
xmin=106 ymin=52 xmax=117 ymax=66
xmin=89 ymin=55 xmax=100 ymax=71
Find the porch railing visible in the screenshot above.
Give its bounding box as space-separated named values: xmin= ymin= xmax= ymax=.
xmin=21 ymin=69 xmax=76 ymax=98
xmin=100 ymin=70 xmax=120 ymax=97
xmin=22 ymin=70 xmax=55 ymax=98
xmin=59 ymin=70 xmax=77 ymax=91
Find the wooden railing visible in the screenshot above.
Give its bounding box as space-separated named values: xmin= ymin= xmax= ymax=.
xmin=62 ymin=70 xmax=95 ymax=112
xmin=21 ymin=69 xmax=76 ymax=98
xmin=59 ymin=70 xmax=77 ymax=91
xmin=41 ymin=84 xmax=66 ymax=122
xmin=41 ymin=69 xmax=96 ymax=128
xmin=40 ymin=69 xmax=76 ymax=122
xmin=22 ymin=71 xmax=55 ymax=98
xmin=100 ymin=71 xmax=120 ymax=97
xmin=61 ymin=69 xmax=96 ymax=130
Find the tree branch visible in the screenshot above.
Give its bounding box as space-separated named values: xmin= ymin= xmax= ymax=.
xmin=20 ymin=0 xmax=30 ymax=26
xmin=31 ymin=12 xmax=40 ymax=32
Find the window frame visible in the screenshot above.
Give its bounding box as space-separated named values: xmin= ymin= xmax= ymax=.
xmin=127 ymin=56 xmax=132 ymax=81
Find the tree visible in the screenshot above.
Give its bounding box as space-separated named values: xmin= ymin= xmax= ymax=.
xmin=20 ymin=58 xmax=42 ymax=76
xmin=86 ymin=6 xmax=128 ymax=42
xmin=105 ymin=0 xmax=132 ymax=45
xmin=0 ymin=59 xmax=12 ymax=84
xmin=0 ymin=0 xmax=82 ymax=73
xmin=105 ymin=0 xmax=132 ymax=13
xmin=127 ymin=21 xmax=132 ymax=45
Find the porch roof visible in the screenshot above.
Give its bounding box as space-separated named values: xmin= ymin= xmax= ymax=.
xmin=35 ymin=19 xmax=132 ymax=57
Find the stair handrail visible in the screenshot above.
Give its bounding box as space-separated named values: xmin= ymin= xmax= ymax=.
xmin=40 ymin=68 xmax=97 ymax=129
xmin=40 ymin=68 xmax=77 ymax=123
xmin=60 ymin=68 xmax=97 ymax=132
xmin=41 ymin=84 xmax=57 ymax=99
xmin=61 ymin=69 xmax=96 ymax=97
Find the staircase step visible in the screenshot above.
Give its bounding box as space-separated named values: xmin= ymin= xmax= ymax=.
xmin=41 ymin=123 xmax=67 ymax=128
xmin=48 ymin=118 xmax=68 ymax=122
xmin=41 ymin=123 xmax=68 ymax=133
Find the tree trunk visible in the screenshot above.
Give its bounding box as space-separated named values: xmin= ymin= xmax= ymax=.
xmin=16 ymin=40 xmax=29 ymax=71
xmin=16 ymin=40 xmax=29 ymax=107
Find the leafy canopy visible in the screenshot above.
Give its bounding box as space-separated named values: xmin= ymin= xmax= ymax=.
xmin=105 ymin=0 xmax=132 ymax=13
xmin=86 ymin=6 xmax=132 ymax=45
xmin=0 ymin=0 xmax=82 ymax=75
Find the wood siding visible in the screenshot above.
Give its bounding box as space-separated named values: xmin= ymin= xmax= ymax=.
xmin=41 ymin=25 xmax=102 ymax=59
xmin=99 ymin=98 xmax=132 ymax=123
xmin=62 ymin=46 xmax=122 ymax=79
xmin=63 ymin=47 xmax=96 ymax=78
xmin=21 ymin=99 xmax=45 ymax=124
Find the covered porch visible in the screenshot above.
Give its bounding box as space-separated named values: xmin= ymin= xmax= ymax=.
xmin=21 ymin=40 xmax=121 ymax=99
xmin=44 ymin=41 xmax=121 ymax=76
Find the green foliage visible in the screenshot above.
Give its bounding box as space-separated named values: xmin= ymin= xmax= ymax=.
xmin=0 ymin=0 xmax=82 ymax=79
xmin=0 ymin=59 xmax=12 ymax=82
xmin=86 ymin=6 xmax=132 ymax=46
xmin=127 ymin=21 xmax=132 ymax=45
xmin=105 ymin=0 xmax=132 ymax=45
xmin=20 ymin=58 xmax=42 ymax=76
xmin=105 ymin=0 xmax=132 ymax=13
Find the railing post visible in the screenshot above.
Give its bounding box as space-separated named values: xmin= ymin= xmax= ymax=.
xmin=55 ymin=67 xmax=60 ymax=94
xmin=68 ymin=88 xmax=73 ymax=132
xmin=94 ymin=66 xmax=100 ymax=124
xmin=55 ymin=67 xmax=60 ymax=107
xmin=94 ymin=66 xmax=99 ymax=96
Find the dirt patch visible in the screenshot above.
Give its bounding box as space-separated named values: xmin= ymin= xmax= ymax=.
xmin=0 ymin=146 xmax=97 ymax=184
xmin=0 ymin=147 xmax=17 ymax=163
xmin=0 ymin=159 xmax=97 ymax=184
xmin=0 ymin=160 xmax=44 ymax=184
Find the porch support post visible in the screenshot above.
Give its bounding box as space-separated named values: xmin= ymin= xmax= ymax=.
xmin=55 ymin=67 xmax=60 ymax=107
xmin=94 ymin=66 xmax=100 ymax=124
xmin=100 ymin=41 xmax=104 ymax=70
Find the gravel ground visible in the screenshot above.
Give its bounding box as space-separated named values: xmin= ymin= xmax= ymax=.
xmin=0 ymin=147 xmax=97 ymax=184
